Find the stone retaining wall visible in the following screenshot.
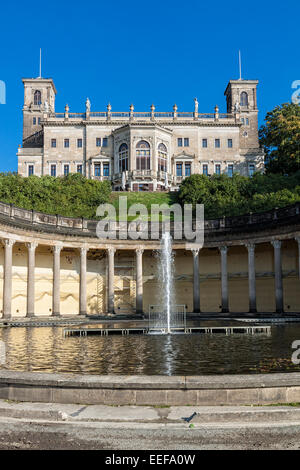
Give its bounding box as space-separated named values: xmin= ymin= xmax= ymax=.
xmin=1 ymin=371 xmax=300 ymax=406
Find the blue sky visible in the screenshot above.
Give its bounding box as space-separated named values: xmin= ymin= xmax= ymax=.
xmin=0 ymin=0 xmax=299 ymax=172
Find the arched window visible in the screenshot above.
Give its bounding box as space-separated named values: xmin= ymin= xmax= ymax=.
xmin=119 ymin=143 xmax=128 ymax=172
xmin=136 ymin=140 xmax=150 ymax=170
xmin=158 ymin=143 xmax=168 ymax=172
xmin=34 ymin=90 xmax=42 ymax=105
xmin=240 ymin=92 xmax=248 ymax=107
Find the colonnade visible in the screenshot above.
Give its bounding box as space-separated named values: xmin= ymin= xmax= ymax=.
xmin=1 ymin=238 xmax=298 ymax=318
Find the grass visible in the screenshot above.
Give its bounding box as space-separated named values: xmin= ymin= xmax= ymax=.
xmin=251 ymin=402 xmax=300 ymax=407
xmin=108 ymin=191 xmax=179 ymax=221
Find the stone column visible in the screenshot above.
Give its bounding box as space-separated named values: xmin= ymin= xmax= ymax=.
xmin=3 ymin=239 xmax=15 ymax=319
xmin=295 ymin=237 xmax=300 ymax=279
xmin=136 ymin=248 xmax=144 ymax=314
xmin=26 ymin=242 xmax=38 ymax=318
xmin=246 ymin=243 xmax=257 ymax=313
xmin=80 ymin=247 xmax=87 ymax=315
xmin=192 ymin=249 xmax=200 ymax=313
xmin=107 ymin=247 xmax=116 ymax=314
xmin=272 ymin=240 xmax=284 ymax=313
xmin=219 ymin=246 xmax=229 ymax=313
xmin=52 ymin=245 xmax=62 ymax=316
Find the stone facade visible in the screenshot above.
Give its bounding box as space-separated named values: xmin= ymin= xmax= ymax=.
xmin=17 ymin=77 xmax=264 ymax=190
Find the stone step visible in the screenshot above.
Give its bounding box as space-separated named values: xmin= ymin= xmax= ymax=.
xmin=0 ymin=402 xmax=300 ymax=425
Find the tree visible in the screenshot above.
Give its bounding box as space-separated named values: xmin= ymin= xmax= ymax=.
xmin=259 ymin=102 xmax=300 ymax=174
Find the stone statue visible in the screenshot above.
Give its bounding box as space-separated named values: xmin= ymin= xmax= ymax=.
xmin=164 ymin=172 xmax=168 ymax=190
xmin=44 ymin=100 xmax=49 ymax=113
xmin=86 ymin=97 xmax=91 ymax=113
xmin=122 ymin=171 xmax=126 ymax=191
xmin=234 ymin=101 xmax=240 ymax=112
xmin=194 ymin=97 xmax=199 ymax=113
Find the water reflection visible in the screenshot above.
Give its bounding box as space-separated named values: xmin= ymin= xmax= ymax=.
xmin=0 ymin=324 xmax=300 ymax=375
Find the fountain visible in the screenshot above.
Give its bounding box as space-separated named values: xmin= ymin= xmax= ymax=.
xmin=158 ymin=231 xmax=174 ymax=333
xmin=148 ymin=231 xmax=186 ymax=334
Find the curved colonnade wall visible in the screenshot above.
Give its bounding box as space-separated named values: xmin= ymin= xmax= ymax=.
xmin=0 ymin=201 xmax=299 ymax=318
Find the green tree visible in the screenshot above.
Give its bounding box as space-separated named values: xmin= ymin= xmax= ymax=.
xmin=259 ymin=102 xmax=300 ymax=174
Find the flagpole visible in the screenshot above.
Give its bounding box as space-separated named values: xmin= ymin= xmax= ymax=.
xmin=239 ymin=50 xmax=242 ymax=80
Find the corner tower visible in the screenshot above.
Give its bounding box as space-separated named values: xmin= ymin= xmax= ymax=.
xmin=224 ymin=79 xmax=259 ymax=149
xmin=22 ymin=77 xmax=57 ymax=143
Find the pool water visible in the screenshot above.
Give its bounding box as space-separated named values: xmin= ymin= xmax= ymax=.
xmin=0 ymin=322 xmax=300 ymax=375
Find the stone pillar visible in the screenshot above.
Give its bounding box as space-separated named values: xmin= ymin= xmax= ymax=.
xmin=3 ymin=239 xmax=15 ymax=319
xmin=136 ymin=248 xmax=144 ymax=314
xmin=219 ymin=246 xmax=229 ymax=313
xmin=295 ymin=237 xmax=300 ymax=279
xmin=246 ymin=243 xmax=257 ymax=313
xmin=107 ymin=247 xmax=116 ymax=314
xmin=52 ymin=245 xmax=62 ymax=316
xmin=272 ymin=240 xmax=284 ymax=313
xmin=26 ymin=242 xmax=38 ymax=318
xmin=192 ymin=249 xmax=200 ymax=313
xmin=80 ymin=247 xmax=87 ymax=315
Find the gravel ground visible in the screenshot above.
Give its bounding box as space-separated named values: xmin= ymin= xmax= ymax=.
xmin=0 ymin=419 xmax=300 ymax=450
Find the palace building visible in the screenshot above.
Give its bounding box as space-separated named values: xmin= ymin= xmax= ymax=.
xmin=17 ymin=76 xmax=264 ymax=190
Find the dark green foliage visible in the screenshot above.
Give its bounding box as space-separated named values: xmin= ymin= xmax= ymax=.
xmin=0 ymin=173 xmax=111 ymax=219
xmin=178 ymin=172 xmax=300 ymax=218
xmin=259 ymin=102 xmax=300 ymax=174
xmin=0 ymin=171 xmax=299 ymax=221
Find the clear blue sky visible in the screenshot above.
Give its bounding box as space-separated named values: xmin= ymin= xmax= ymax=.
xmin=0 ymin=0 xmax=299 ymax=172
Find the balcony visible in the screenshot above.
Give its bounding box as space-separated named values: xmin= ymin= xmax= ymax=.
xmin=113 ymin=170 xmax=173 ymax=184
xmin=44 ymin=110 xmax=236 ymax=125
xmin=91 ymin=175 xmax=112 ymax=182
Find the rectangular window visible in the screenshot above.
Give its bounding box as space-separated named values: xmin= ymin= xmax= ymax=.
xmin=51 ymin=139 xmax=56 ymax=148
xmin=28 ymin=165 xmax=34 ymax=176
xmin=215 ymin=164 xmax=221 ymax=175
xmin=215 ymin=139 xmax=220 ymax=148
xmin=241 ymin=117 xmax=245 ymax=124
xmin=228 ymin=164 xmax=233 ymax=177
xmin=202 ymin=138 xmax=207 ymax=148
xmin=94 ymin=163 xmax=101 ymax=176
xmin=177 ymin=138 xmax=183 ymax=147
xmin=203 ymin=164 xmax=208 ymax=176
xmin=38 ymin=118 xmax=41 ymax=125
xmin=50 ymin=164 xmax=56 ymax=177
xmin=185 ymin=163 xmax=191 ymax=176
xmin=33 ymin=117 xmax=36 ymax=125
xmin=64 ymin=139 xmax=70 ymax=148
xmin=227 ymin=139 xmax=233 ymax=148
xmin=249 ymin=164 xmax=255 ymax=177
xmin=77 ymin=164 xmax=82 ymax=174
xmin=96 ymin=138 xmax=101 ymax=147
xmin=103 ymin=163 xmax=109 ymax=176
xmin=176 ymin=163 xmax=182 ymax=177
xmin=246 ymin=118 xmax=249 ymax=125
xmin=102 ymin=137 xmax=108 ymax=147
xmin=77 ymin=139 xmax=83 ymax=148
xmin=184 ymin=138 xmax=189 ymax=147
xmin=64 ymin=164 xmax=69 ymax=176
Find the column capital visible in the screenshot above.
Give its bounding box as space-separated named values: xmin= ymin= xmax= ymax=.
xmin=80 ymin=246 xmax=88 ymax=255
xmin=219 ymin=245 xmax=228 ymax=254
xmin=245 ymin=242 xmax=256 ymax=253
xmin=271 ymin=239 xmax=282 ymax=249
xmin=3 ymin=238 xmax=16 ymax=247
xmin=191 ymin=248 xmax=200 ymax=257
xmin=107 ymin=246 xmax=116 ymax=255
xmin=136 ymin=248 xmax=144 ymax=256
xmin=26 ymin=241 xmax=38 ymax=251
xmin=53 ymin=245 xmax=63 ymax=254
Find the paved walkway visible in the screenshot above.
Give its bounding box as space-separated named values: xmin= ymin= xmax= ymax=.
xmin=0 ymin=400 xmax=300 ymax=449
